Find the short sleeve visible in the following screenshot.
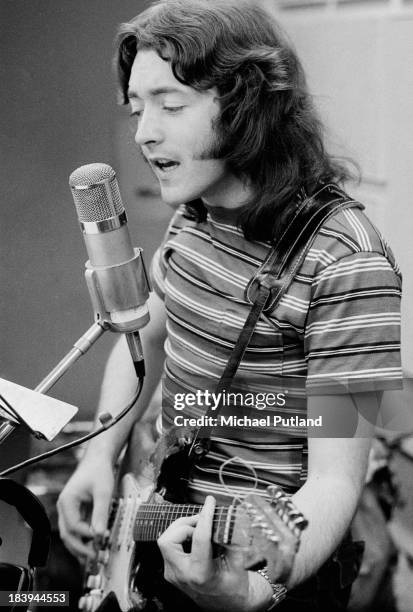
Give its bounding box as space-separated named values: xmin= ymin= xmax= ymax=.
xmin=305 ymin=251 xmax=402 ymax=394
xmin=150 ymin=245 xmax=167 ymax=300
xmin=149 ymin=205 xmax=192 ymax=300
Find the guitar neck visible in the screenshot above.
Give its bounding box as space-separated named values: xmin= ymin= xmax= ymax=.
xmin=133 ymin=502 xmax=234 ymax=544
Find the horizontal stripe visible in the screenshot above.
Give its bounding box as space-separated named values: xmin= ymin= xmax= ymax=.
xmin=310 ymin=286 xmax=401 ymax=308
xmin=183 ymin=226 xmax=264 ymax=266
xmin=307 ymin=366 xmax=402 ymax=380
xmin=307 ymin=342 xmax=400 ymax=360
xmin=312 ymin=257 xmax=395 ymax=285
xmin=305 ymin=313 xmax=400 ymax=337
xmin=319 ymin=227 xmax=361 ymax=252
xmin=167 ymin=241 xmax=249 ymax=287
xmin=150 ymin=202 xmax=402 ymax=498
xmin=168 ymin=309 xmax=283 ymax=353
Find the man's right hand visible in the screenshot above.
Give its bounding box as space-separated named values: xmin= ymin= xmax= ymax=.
xmin=57 ymin=458 xmax=115 ymax=560
xmin=57 ymin=292 xmax=166 ymax=561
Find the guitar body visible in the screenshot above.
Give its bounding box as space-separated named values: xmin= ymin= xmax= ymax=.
xmin=80 ymin=471 xmax=307 ymax=612
xmin=81 ymin=474 xmax=211 ymax=612
xmin=79 ymin=425 xmax=307 ymax=612
xmin=80 ymin=475 xmax=155 ymax=612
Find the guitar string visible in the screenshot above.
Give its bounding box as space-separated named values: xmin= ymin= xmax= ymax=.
xmin=218 ymin=455 xmax=258 ymax=503
xmin=134 ymin=461 xmax=264 ymax=543
xmin=135 ymin=507 xmax=232 ymax=540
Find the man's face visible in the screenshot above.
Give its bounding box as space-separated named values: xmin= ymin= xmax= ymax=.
xmin=128 ymin=49 xmax=242 ymax=209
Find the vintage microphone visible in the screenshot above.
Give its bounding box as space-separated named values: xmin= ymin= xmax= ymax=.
xmin=0 ymin=164 xmax=151 ymax=594
xmin=69 ymin=163 xmax=151 ymax=377
xmin=0 ymin=162 xmax=150 ymax=443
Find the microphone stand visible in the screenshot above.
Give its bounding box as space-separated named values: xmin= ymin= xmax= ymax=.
xmin=1 ymin=241 xmax=150 ymax=444
xmin=0 ymin=321 xmax=105 ymax=445
xmin=0 ymin=321 xmax=109 ymax=595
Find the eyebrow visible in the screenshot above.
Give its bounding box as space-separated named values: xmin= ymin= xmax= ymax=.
xmin=127 ymin=86 xmax=186 ymax=100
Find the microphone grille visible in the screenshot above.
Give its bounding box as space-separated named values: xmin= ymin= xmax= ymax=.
xmin=69 ymin=163 xmax=124 ymax=222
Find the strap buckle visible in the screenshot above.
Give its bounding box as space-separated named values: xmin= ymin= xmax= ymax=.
xmin=245 ymin=273 xmax=285 ymax=314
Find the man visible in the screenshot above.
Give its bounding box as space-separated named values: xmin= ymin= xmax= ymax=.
xmin=57 ymin=1 xmax=402 ymax=610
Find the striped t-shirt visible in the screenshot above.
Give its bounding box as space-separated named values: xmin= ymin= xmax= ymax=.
xmin=150 ymin=203 xmax=402 ymax=503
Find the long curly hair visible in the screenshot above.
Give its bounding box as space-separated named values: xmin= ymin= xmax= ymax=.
xmin=116 ymin=0 xmax=354 ymax=242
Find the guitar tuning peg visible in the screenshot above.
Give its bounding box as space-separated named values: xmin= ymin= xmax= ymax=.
xmin=268 ymin=534 xmax=281 ymax=543
xmin=253 ymin=520 xmax=272 ymax=531
xmin=263 ymin=528 xmax=276 ymax=537
xmin=251 ymin=517 xmax=269 ymax=529
xmin=266 ymin=486 xmax=283 ymax=502
xmin=294 ymin=517 xmax=309 ymax=530
xmin=288 ymin=508 xmax=299 ymax=516
xmin=86 ymin=574 xmax=102 ymax=590
xmin=266 ymin=484 xmax=282 ymax=496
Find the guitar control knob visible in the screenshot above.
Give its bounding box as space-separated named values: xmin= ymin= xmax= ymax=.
xmin=97 ymin=550 xmax=110 ymax=565
xmin=99 ymin=529 xmax=110 ymax=548
xmin=79 ymin=595 xmax=95 ymax=612
xmin=86 ymin=574 xmax=102 ymax=589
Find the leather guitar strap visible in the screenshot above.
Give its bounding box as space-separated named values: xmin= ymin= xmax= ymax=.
xmin=188 ymin=184 xmax=364 ymax=458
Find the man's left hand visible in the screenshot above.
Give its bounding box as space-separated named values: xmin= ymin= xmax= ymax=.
xmin=157 ymin=495 xmax=273 ymax=611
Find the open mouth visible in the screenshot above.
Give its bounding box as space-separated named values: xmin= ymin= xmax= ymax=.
xmin=152 ymin=159 xmax=180 ymax=173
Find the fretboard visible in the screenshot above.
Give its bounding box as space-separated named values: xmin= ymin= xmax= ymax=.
xmin=133 ymin=503 xmax=234 ymax=544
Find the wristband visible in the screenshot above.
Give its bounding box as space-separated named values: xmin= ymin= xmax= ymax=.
xmin=257 ymin=567 xmax=287 ymax=610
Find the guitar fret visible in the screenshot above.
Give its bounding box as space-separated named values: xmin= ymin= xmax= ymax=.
xmin=84 ymin=478 xmax=308 ymax=612
xmin=134 ymin=505 xmax=230 ymax=541
xmin=218 ymin=506 xmax=224 ymax=541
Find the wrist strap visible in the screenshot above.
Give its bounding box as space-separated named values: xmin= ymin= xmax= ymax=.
xmin=257 ymin=567 xmax=287 ymax=610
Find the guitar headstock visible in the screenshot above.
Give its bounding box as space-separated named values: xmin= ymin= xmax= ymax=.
xmin=232 ymin=485 xmax=308 ymax=583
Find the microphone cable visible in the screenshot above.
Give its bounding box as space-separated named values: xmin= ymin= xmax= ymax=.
xmin=0 ymin=375 xmax=144 ymax=478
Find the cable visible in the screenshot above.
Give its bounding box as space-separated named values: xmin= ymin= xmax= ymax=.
xmin=0 ymin=375 xmax=144 ymax=478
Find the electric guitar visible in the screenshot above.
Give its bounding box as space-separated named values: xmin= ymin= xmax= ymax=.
xmin=79 ymin=475 xmax=307 ymax=612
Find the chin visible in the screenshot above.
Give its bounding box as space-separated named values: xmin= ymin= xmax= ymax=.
xmin=160 ymin=192 xmax=183 ymax=209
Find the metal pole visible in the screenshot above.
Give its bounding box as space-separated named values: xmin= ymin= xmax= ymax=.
xmin=0 ymin=322 xmax=106 ymax=445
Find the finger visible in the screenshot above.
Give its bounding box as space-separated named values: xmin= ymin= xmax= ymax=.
xmin=159 ymin=514 xmax=199 ymax=540
xmin=57 ymin=493 xmax=94 ymax=539
xmin=57 ymin=514 xmax=95 ymax=560
xmin=224 ymin=544 xmax=250 ymax=573
xmin=67 ymin=535 xmax=96 ymax=560
xmin=90 ymin=484 xmax=113 ymax=535
xmin=158 ymin=522 xmax=196 ymax=550
xmin=191 ymin=495 xmax=215 ymax=563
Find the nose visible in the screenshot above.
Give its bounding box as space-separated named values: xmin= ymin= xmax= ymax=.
xmin=134 ymin=108 xmax=163 ymax=147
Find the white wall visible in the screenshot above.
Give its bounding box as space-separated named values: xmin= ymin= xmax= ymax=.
xmin=261 ymin=1 xmax=413 ymax=373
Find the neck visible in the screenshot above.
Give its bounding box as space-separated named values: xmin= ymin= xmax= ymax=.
xmin=202 ymin=172 xmax=254 ymax=212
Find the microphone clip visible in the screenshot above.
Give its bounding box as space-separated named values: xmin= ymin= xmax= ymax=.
xmin=84 ymin=247 xmax=151 ymax=333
